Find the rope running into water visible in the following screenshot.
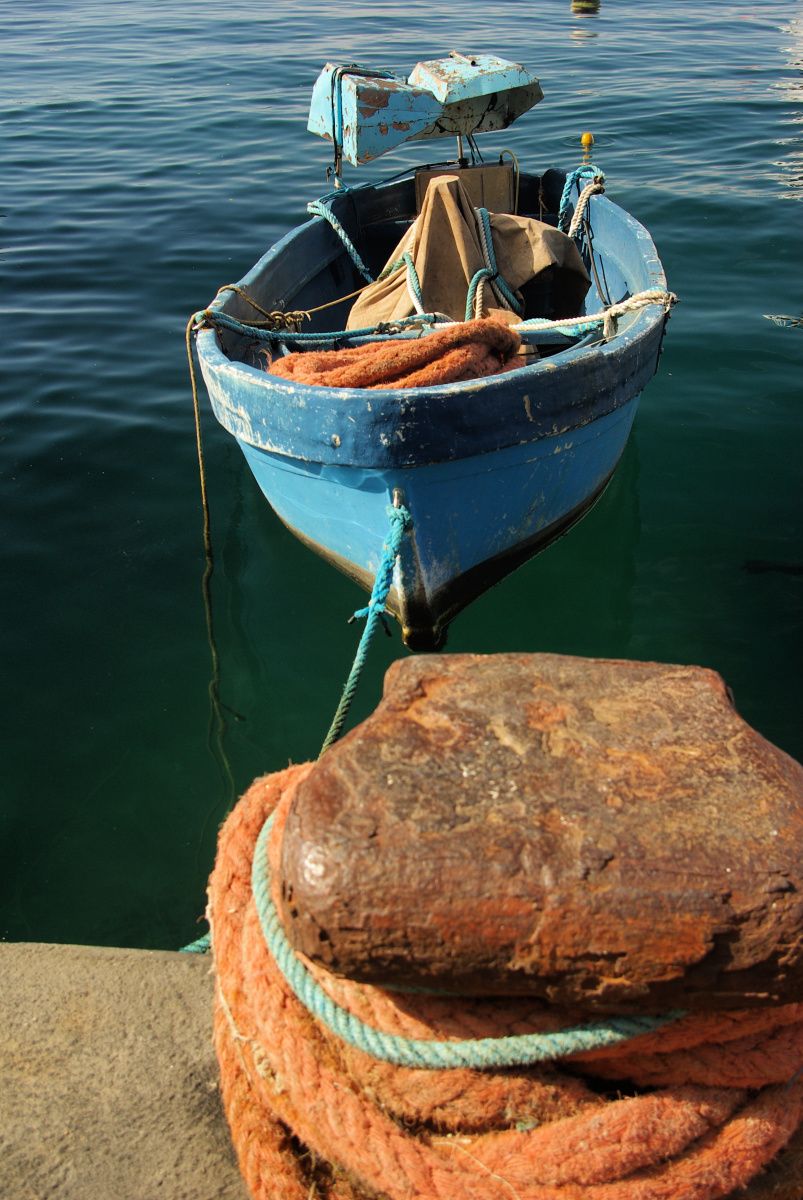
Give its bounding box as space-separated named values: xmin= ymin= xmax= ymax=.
xmin=184 ymin=317 xmax=236 ymax=804
xmin=179 ymin=316 xmax=242 ymax=956
xmin=318 ymin=502 xmax=411 ymax=757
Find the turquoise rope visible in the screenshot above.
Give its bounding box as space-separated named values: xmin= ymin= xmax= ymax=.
xmin=377 ymin=251 xmax=408 ymax=281
xmin=474 ymin=207 xmax=524 ymax=315
xmin=402 ymin=251 xmax=424 ymax=312
xmin=194 ymin=309 xmax=442 ymax=350
xmin=465 ymin=267 xmax=496 ymax=321
xmin=318 ymin=503 xmax=411 ymax=756
xmin=558 ymin=164 xmax=605 ymax=232
xmin=307 ymin=198 xmax=374 ymax=284
xmin=251 ymin=813 xmax=683 ymax=1070
xmin=180 ymin=931 xmax=211 ymax=954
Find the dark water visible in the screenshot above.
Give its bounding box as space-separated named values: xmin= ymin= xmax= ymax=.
xmin=2 ymin=1 xmax=801 ymax=948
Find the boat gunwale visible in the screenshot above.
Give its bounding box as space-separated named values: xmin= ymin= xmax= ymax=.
xmin=197 ymin=179 xmax=667 ymax=395
xmin=196 ymin=177 xmax=669 ymax=468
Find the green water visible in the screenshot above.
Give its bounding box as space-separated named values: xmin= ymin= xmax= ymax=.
xmin=1 ymin=1 xmax=801 ymax=948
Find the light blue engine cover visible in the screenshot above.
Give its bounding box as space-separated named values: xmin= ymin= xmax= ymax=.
xmin=307 ymin=54 xmax=543 ymax=165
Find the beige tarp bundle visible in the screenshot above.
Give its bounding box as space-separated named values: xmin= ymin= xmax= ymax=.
xmin=347 ymin=174 xmax=590 ymax=330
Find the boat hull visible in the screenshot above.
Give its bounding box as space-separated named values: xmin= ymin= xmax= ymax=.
xmin=196 ymin=171 xmax=669 ymax=646
xmin=237 ymin=396 xmax=638 ymax=647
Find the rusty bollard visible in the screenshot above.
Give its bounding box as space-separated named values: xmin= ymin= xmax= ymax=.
xmin=279 ymin=654 xmax=803 ymax=1013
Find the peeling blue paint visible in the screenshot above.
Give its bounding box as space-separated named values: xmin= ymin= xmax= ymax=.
xmin=195 ymin=170 xmax=670 ymax=644
xmin=307 ymin=54 xmax=543 ymax=166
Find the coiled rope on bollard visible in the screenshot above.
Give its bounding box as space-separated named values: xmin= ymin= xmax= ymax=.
xmin=209 ymin=768 xmax=803 ymax=1200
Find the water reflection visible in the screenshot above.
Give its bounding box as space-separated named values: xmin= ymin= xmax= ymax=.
xmin=774 ymin=14 xmax=803 ymax=198
xmin=571 ymin=0 xmax=600 ymax=40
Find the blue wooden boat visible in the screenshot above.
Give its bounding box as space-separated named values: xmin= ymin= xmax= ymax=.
xmin=194 ymin=55 xmax=673 ymax=649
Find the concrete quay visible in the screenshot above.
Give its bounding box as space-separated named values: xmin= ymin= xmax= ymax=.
xmin=0 ymin=941 xmax=246 ymax=1200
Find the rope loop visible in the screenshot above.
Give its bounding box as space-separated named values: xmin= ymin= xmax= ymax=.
xmin=567 ymin=179 xmax=606 ymax=240
xmin=251 ymin=812 xmax=683 ymax=1069
xmin=558 ymin=164 xmax=605 ymax=232
xmin=472 ymin=207 xmax=524 ymax=317
xmin=465 ymin=267 xmax=496 ymax=320
xmin=402 ymin=251 xmax=426 ymax=315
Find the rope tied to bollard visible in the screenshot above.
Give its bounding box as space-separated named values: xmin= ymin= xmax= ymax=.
xmin=209 ymin=768 xmax=803 ymax=1200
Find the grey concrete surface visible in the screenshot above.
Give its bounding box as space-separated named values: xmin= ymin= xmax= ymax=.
xmin=0 ymin=941 xmax=248 ymax=1200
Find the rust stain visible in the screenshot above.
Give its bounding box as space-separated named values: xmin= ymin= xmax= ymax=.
xmin=515 ymin=905 xmax=714 ymax=978
xmin=392 ymin=120 xmax=411 ymax=132
xmin=526 ymin=699 xmax=574 ymax=730
xmin=358 ymin=86 xmax=391 ymax=109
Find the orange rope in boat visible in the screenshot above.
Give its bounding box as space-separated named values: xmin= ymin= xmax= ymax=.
xmin=267 ymin=318 xmax=521 ymax=389
xmin=209 ymin=768 xmax=803 ymax=1200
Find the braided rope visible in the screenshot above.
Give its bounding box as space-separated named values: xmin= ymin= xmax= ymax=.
xmin=194 ymin=307 xmax=443 ymax=350
xmin=516 ymin=288 xmax=677 ymax=341
xmin=251 ymin=812 xmax=681 ymax=1069
xmin=474 ymin=206 xmax=524 ymax=315
xmin=211 ymin=771 xmax=803 ymax=1200
xmin=308 ymin=198 xmax=374 ymax=284
xmin=403 ymin=252 xmax=426 ymax=315
xmin=465 ymin=267 xmax=496 ymax=321
xmin=473 ymin=273 xmax=488 ymax=319
xmin=567 ymin=179 xmax=605 ymax=239
xmin=558 ymin=164 xmax=605 ymax=232
xmin=318 ymin=503 xmax=411 ymax=756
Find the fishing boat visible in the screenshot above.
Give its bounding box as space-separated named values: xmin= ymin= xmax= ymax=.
xmin=194 ymin=54 xmax=673 ymax=649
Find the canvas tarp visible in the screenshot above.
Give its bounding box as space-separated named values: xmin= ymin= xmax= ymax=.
xmin=347 ymin=174 xmax=590 ymax=330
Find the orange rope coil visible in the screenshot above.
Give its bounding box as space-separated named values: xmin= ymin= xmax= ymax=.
xmin=267 ymin=318 xmax=521 ymax=390
xmin=209 ymin=767 xmax=803 ymax=1199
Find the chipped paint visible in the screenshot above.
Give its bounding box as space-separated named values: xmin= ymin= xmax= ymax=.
xmin=308 ymin=56 xmax=542 ymax=166
xmin=194 ymin=163 xmax=669 ymax=644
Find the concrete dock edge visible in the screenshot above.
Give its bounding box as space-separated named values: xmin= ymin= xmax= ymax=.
xmin=0 ymin=941 xmax=247 ymax=1200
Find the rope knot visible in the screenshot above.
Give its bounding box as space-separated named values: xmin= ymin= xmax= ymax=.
xmin=558 ymin=163 xmax=606 ymax=233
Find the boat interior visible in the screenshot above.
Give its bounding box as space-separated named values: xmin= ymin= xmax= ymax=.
xmin=211 ymin=164 xmax=640 ymax=371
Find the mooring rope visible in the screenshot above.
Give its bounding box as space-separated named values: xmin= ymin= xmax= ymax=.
xmin=318 ymin=502 xmax=411 ymax=757
xmin=557 ymin=163 xmax=605 ymax=232
xmin=250 ymin=810 xmax=681 ymax=1069
xmin=178 ymin=316 xmax=243 ymax=956
xmin=210 ymin=770 xmax=803 ymax=1200
xmin=308 ymin=197 xmax=375 ymax=284
xmin=516 ymin=287 xmax=677 ymax=341
xmin=567 ymin=177 xmax=606 ymax=239
xmin=184 ymin=317 xmax=237 ymax=804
